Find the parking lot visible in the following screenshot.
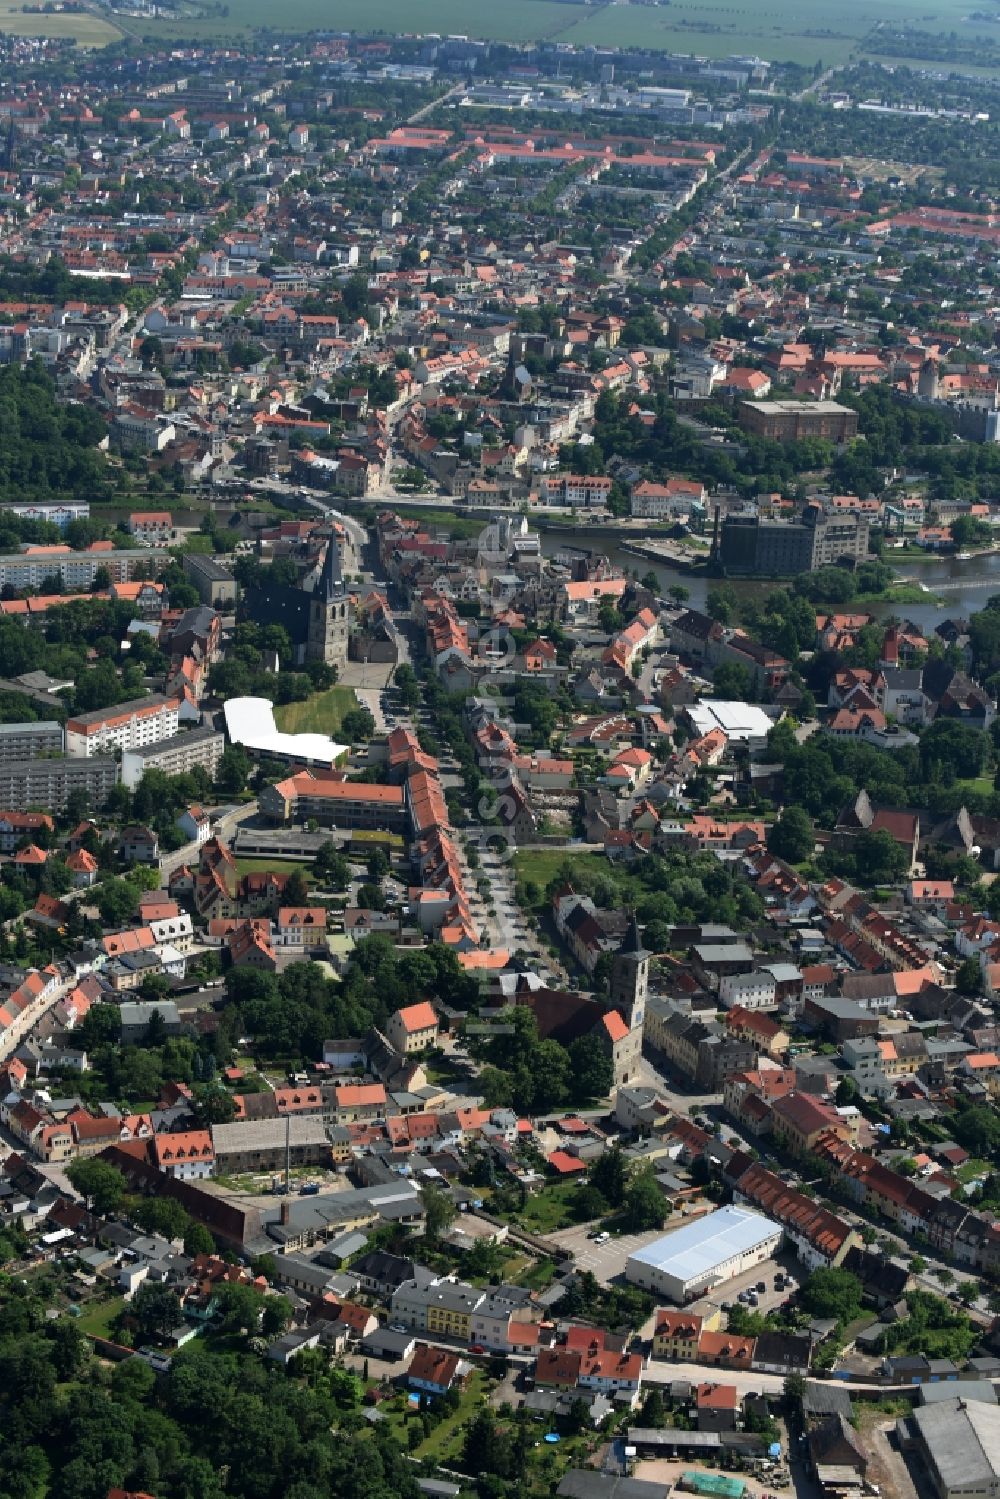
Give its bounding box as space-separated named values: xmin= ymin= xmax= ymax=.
xmin=549 ymin=1222 xmax=670 ymax=1285
xmin=687 ymin=1249 xmax=802 ymax=1320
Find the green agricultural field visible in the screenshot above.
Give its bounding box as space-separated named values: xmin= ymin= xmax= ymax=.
xmin=0 ymin=0 xmax=120 ymax=44
xmin=273 ymin=684 xmax=358 ymax=738
xmin=111 ymin=0 xmax=1000 ymax=65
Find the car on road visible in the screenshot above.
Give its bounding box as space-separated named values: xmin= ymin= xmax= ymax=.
xmin=594 ymin=1231 xmax=610 ymax=1245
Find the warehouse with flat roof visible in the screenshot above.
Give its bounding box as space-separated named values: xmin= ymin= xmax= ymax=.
xmin=900 ymin=1396 xmax=1000 ymax=1499
xmin=625 ymin=1204 xmax=782 ymax=1303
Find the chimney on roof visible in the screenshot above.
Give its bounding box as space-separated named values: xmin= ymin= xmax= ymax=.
xmin=280 ymin=1199 xmax=291 ymax=1226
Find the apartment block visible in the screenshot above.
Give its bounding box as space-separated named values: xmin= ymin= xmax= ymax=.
xmin=66 ymin=695 xmax=180 ymax=759
xmin=121 ymin=725 xmax=224 ymax=790
xmin=0 ymin=721 xmax=64 ymax=761
xmin=0 ymin=547 xmax=168 ymax=592
xmin=0 ymin=756 xmax=118 ymax=811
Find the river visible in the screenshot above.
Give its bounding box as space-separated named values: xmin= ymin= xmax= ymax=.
xmin=538 ymin=529 xmax=1000 ymax=633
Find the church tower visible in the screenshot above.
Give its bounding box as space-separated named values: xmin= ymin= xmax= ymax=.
xmin=307 ymin=536 xmax=350 ymax=670
xmin=604 ymin=913 xmax=649 ymax=1088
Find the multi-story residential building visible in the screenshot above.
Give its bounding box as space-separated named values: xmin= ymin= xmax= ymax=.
xmin=718 ymin=970 xmax=777 ymax=1010
xmin=652 ymin=1308 xmax=721 ymax=1360
xmin=0 ymin=811 xmax=54 ymax=853
xmin=771 ymin=1091 xmax=846 ymax=1157
xmin=577 ymin=1348 xmax=644 ymax=1405
xmin=113 ymin=407 xmax=176 ymax=452
xmin=7 ymin=500 xmax=89 ymax=529
xmin=0 ymin=547 xmax=168 ymax=592
xmin=386 ymin=1001 xmax=439 ymax=1055
xmin=390 ymin=1277 xmax=485 ymax=1338
xmin=0 ymin=721 xmax=64 ymax=761
xmin=274 ymin=907 xmax=327 ymax=949
xmin=152 ymin=1129 xmax=215 ymax=1180
xmin=540 ymin=474 xmax=613 ymax=509
xmin=120 ymin=725 xmax=224 ymax=790
xmin=840 ymin=1038 xmax=892 ymax=1098
xmin=66 ymin=695 xmax=180 ymax=758
xmin=0 ymin=755 xmax=116 ymax=813
xmin=630 ymin=478 xmax=706 ymax=520
xmin=332 ymin=1083 xmax=387 ymax=1125
xmin=730 ymin=1158 xmax=860 ymax=1270
xmin=128 ymin=510 xmax=173 ymax=544
xmin=425 ymin=1282 xmax=485 ymax=1341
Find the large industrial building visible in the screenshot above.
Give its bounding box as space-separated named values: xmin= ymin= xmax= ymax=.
xmin=715 ymin=503 xmax=870 ymax=577
xmin=900 ymin=1396 xmax=1000 ymax=1499
xmin=625 ymin=1205 xmax=782 ymax=1303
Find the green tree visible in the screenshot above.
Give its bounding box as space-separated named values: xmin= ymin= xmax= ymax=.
xmin=215 ymin=1282 xmax=264 ymax=1336
xmin=183 ymin=1222 xmax=216 ymax=1257
xmin=191 ymin=1085 xmax=237 ymax=1127
xmin=66 ymin=1158 xmax=127 ymax=1215
xmin=131 ymin=1281 xmax=182 ymax=1339
xmin=284 ymin=868 xmax=310 ymax=907
xmin=623 ymin=1166 xmax=666 ymax=1231
xmin=132 ymin=1197 xmax=190 ymax=1240
xmin=589 ymin=1142 xmax=629 ymax=1208
xmin=216 ymin=745 xmax=250 ymax=794
xmin=799 ymin=1267 xmax=863 ymax=1322
xmin=956 ymin=956 xmax=982 ymax=995
xmin=713 ymin=661 xmax=753 ymax=700
xmin=568 ymin=1032 xmax=614 ymax=1102
xmin=261 ymin=1294 xmax=293 ymax=1337
xmin=767 ymin=806 xmax=815 ymax=863
xmin=420 ymin=1181 xmax=456 ymax=1244
xmin=314 ymin=840 xmax=350 ymax=890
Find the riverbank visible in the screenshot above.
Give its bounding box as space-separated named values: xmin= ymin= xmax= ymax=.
xmin=857 ymin=581 xmax=945 ymax=605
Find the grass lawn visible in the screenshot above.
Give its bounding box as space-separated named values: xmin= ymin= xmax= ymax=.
xmin=513 ymin=850 xmax=612 ymax=904
xmin=415 ymin=1371 xmax=488 ymax=1461
xmin=518 ymin=1257 xmax=559 ymax=1291
xmin=397 ymin=505 xmax=485 ymax=540
xmin=234 ymin=856 xmax=312 ymax=876
xmin=77 ymin=1296 xmax=126 ymax=1340
xmin=422 ymin=1056 xmax=467 ymax=1088
xmin=274 ymin=685 xmax=358 ymax=739
xmin=957 ymin=776 xmax=994 ymax=799
xmin=519 ymin=1181 xmax=582 ymax=1235
xmin=956 ymin=1158 xmax=992 ymax=1184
